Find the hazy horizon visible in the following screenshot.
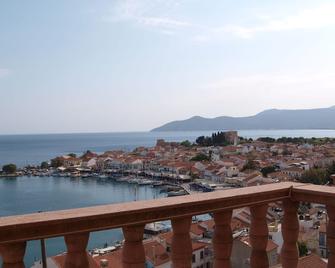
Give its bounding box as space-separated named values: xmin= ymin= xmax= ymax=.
xmin=1 ymin=0 xmax=335 ymax=134
xmin=0 ymin=105 xmax=334 ymax=135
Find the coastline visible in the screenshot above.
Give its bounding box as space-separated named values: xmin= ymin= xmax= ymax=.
xmin=2 ymin=130 xmax=335 ymax=267
xmin=2 ymin=129 xmax=335 ymax=168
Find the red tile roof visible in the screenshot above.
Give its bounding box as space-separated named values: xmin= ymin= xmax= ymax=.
xmin=94 ymin=249 xmax=123 ymax=268
xmin=192 ymin=241 xmax=207 ymax=251
xmin=52 ymin=252 xmax=99 ymax=268
xmin=144 ymin=240 xmax=170 ymax=266
xmin=297 ymin=254 xmax=327 ymax=268
xmin=200 ymin=218 xmax=248 ymax=232
xmin=190 ymin=222 xmax=206 ymax=236
xmin=274 ymin=254 xmax=327 ymax=268
xmin=240 ymin=237 xmax=278 ymax=252
xmin=158 ymin=231 xmax=207 ymax=251
xmin=158 ymin=231 xmax=173 ymax=245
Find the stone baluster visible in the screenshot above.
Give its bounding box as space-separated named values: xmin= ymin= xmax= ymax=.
xmin=281 ymin=200 xmax=299 ymax=268
xmin=0 ymin=241 xmax=26 ymax=268
xmin=122 ymin=224 xmax=145 ymax=268
xmin=250 ymin=204 xmax=269 ymax=268
xmin=64 ymin=232 xmax=90 ymax=268
xmin=171 ymin=217 xmax=192 ymax=268
xmin=327 ymin=205 xmax=335 ymax=268
xmin=213 ymin=210 xmax=233 ymax=268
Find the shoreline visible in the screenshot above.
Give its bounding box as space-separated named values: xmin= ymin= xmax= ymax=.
xmin=2 ymin=129 xmax=335 ymax=168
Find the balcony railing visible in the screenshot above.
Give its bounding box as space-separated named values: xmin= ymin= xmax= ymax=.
xmin=0 ymin=182 xmax=334 ymax=268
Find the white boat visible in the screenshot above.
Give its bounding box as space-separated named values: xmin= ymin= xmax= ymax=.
xmin=152 ymin=181 xmax=164 ymax=187
xmin=116 ymin=176 xmax=129 ymax=182
xmin=138 ymin=179 xmax=153 ymax=185
xmin=91 ymin=246 xmax=116 ymax=256
xmin=167 ymin=190 xmax=187 ymax=197
xmin=128 ymin=178 xmax=140 ymax=184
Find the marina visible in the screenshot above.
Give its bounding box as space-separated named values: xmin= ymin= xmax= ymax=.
xmin=1 ymin=165 xmax=220 ymax=197
xmin=0 ymin=175 xmax=167 ymax=266
xmin=0 ymin=174 xmax=214 ymax=267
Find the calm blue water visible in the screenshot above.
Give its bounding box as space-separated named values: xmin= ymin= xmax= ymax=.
xmin=1 ymin=130 xmax=335 ymax=167
xmin=0 ymin=176 xmax=165 ymax=267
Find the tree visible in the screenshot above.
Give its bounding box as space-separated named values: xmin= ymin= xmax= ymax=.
xmin=272 ymin=151 xmax=278 ymax=157
xmin=196 ymin=136 xmax=205 ymax=146
xmin=298 ymin=241 xmax=308 ymax=257
xmin=180 ymin=140 xmax=192 ymax=147
xmin=242 ymin=160 xmax=257 ymax=171
xmin=261 ymin=166 xmax=276 ymax=177
xmin=67 ymin=153 xmax=77 ymax=158
xmin=211 ymin=132 xmax=229 ymax=146
xmin=81 ymin=150 xmax=95 ymax=159
xmin=257 ymin=137 xmax=276 ymax=143
xmin=196 ymin=136 xmax=213 ymax=146
xmin=191 ymin=153 xmax=210 ymax=161
xmin=51 ymin=157 xmax=64 ymax=168
xmin=196 ymin=131 xmax=234 ymax=147
xmin=327 ymin=161 xmax=335 ymax=176
xmin=2 ymin=164 xmax=17 ymax=174
xmin=282 ymin=148 xmax=291 ymax=156
xmin=40 ymin=161 xmax=49 ymax=169
xmin=300 ymin=168 xmax=328 ymax=185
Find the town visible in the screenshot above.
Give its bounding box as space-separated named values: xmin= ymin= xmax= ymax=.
xmin=4 ymin=131 xmax=331 ymax=267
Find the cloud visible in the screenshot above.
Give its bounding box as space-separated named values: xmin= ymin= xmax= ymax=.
xmin=198 ymin=2 xmax=335 ymax=40
xmin=103 ymin=0 xmax=191 ymax=34
xmin=0 ymin=68 xmax=10 ymax=79
xmin=104 ymin=1 xmax=335 ymax=41
xmin=137 ymin=16 xmax=191 ymax=28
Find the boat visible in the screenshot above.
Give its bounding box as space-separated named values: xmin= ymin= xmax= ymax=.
xmin=115 ymin=176 xmax=129 ymax=182
xmin=167 ymin=190 xmax=188 ymax=197
xmin=151 ymin=181 xmax=164 ymax=187
xmin=91 ymin=246 xmax=117 ymax=257
xmin=144 ymin=222 xmax=170 ymax=237
xmin=128 ymin=178 xmax=140 ymax=184
xmin=137 ymin=179 xmax=152 ymax=185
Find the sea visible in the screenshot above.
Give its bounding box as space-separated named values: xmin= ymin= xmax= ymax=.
xmin=2 ymin=130 xmax=335 ymax=168
xmin=1 ymin=129 xmax=335 ymax=266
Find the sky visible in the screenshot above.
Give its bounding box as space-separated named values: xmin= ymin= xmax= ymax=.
xmin=0 ymin=0 xmax=335 ymax=134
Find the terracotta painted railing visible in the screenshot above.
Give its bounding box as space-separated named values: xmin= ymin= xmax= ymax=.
xmin=0 ymin=182 xmax=334 ymax=268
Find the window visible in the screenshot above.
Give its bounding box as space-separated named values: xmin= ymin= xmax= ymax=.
xmin=192 ymin=254 xmax=196 ymax=263
xmin=319 ymin=233 xmax=326 ymax=247
xmin=200 ymin=251 xmax=204 ymax=259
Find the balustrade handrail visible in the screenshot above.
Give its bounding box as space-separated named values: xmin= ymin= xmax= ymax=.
xmin=0 ymin=182 xmax=333 ymax=245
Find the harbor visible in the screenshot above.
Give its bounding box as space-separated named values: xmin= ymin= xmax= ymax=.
xmin=0 ymin=174 xmax=215 ymax=267
xmin=0 ymin=175 xmax=167 ymax=266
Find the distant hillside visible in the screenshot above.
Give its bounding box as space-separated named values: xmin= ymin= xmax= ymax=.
xmin=151 ymin=106 xmax=335 ymax=131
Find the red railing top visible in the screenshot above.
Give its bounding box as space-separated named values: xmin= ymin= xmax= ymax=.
xmin=0 ymin=182 xmax=334 ymax=244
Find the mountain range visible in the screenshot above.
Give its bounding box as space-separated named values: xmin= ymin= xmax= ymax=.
xmin=151 ymin=106 xmax=335 ymax=131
